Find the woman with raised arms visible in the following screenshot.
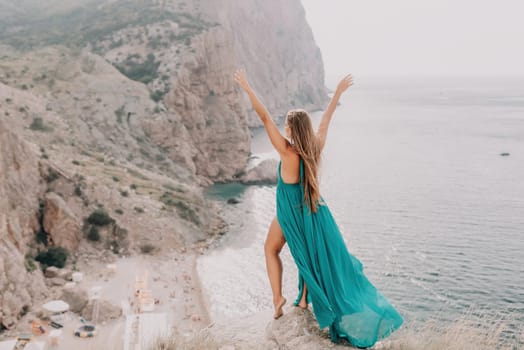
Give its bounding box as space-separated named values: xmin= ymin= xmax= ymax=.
xmin=234 ymin=69 xmax=403 ymax=348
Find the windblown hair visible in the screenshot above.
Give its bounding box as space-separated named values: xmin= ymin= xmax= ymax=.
xmin=286 ymin=109 xmax=321 ymax=213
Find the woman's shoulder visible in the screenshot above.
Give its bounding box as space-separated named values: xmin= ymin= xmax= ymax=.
xmin=281 ymin=149 xmax=300 ymax=163
xmin=281 ymin=142 xmax=298 ymax=156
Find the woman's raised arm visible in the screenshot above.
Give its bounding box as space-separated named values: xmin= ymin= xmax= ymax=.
xmin=317 ymin=74 xmax=353 ymax=151
xmin=234 ymin=69 xmax=289 ymax=155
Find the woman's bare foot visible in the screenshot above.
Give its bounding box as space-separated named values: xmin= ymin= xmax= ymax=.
xmin=297 ymin=289 xmax=308 ymax=309
xmin=273 ymin=297 xmax=287 ymax=319
xmin=297 ymin=300 xmax=308 ymax=309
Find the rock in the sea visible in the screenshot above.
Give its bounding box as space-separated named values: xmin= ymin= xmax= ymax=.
xmin=81 ymin=299 xmax=122 ymax=322
xmin=61 ymin=287 xmax=88 ymax=313
xmin=240 ymin=159 xmax=279 ymax=185
xmin=43 ymin=192 xmax=82 ymax=251
xmin=227 ymin=198 xmax=241 ymax=205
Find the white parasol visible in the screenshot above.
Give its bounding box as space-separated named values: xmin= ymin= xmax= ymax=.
xmin=42 ymin=300 xmax=70 ymax=313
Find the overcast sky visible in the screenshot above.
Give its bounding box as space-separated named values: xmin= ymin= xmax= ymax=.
xmin=301 ymin=0 xmax=524 ymax=82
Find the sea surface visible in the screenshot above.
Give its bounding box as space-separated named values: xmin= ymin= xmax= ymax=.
xmin=198 ymin=77 xmax=524 ymax=342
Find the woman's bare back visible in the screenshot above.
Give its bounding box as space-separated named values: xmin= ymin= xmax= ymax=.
xmin=280 ymin=148 xmax=301 ymax=184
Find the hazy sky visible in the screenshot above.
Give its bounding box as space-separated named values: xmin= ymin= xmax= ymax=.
xmin=301 ymin=0 xmax=524 ymax=82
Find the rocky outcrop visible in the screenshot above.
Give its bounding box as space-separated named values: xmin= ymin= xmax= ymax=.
xmin=61 ymin=286 xmax=89 ymax=314
xmin=164 ymin=27 xmax=251 ymax=181
xmin=155 ymin=308 xmax=356 ymax=349
xmin=43 ymin=192 xmax=82 ymax=251
xmin=188 ymin=308 xmax=509 ymax=350
xmin=266 ymin=308 xmax=342 ymax=349
xmin=240 ymin=159 xmax=279 ymax=185
xmin=0 ymin=245 xmax=48 ymax=329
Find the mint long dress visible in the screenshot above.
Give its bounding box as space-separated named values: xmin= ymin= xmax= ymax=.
xmin=276 ymin=160 xmax=403 ymax=348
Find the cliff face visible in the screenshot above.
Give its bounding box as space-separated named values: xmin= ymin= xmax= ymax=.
xmin=0 ymin=76 xmax=224 ymax=329
xmin=0 ymin=121 xmax=41 ymax=250
xmin=204 ymin=0 xmax=328 ymax=126
xmin=0 ymin=0 xmax=327 ymax=329
xmin=155 ymin=27 xmax=251 ymax=180
xmin=0 ymin=120 xmax=49 ymax=329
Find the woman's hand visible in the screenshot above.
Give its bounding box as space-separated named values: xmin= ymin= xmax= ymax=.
xmin=234 ymin=68 xmax=252 ymax=93
xmin=335 ymin=74 xmax=353 ymax=95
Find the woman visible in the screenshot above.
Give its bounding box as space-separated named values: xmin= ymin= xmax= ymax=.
xmin=234 ymin=69 xmax=403 ymax=348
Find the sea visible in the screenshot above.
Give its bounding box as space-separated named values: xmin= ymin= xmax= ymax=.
xmin=198 ymin=77 xmax=524 ymax=344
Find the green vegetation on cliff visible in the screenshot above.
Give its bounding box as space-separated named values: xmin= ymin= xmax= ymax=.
xmin=35 ymin=246 xmax=69 ymax=268
xmin=114 ymin=53 xmax=160 ymax=84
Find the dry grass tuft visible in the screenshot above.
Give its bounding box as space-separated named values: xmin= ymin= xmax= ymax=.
xmin=148 ymin=329 xmax=224 ymax=350
xmin=384 ymin=316 xmax=522 ymax=350
xmin=148 ymin=315 xmax=523 ymax=350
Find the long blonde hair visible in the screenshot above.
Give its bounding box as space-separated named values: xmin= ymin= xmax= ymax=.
xmin=286 ymin=109 xmax=321 ymax=213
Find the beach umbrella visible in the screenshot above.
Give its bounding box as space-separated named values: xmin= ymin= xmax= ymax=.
xmin=42 ymin=300 xmax=70 ymax=313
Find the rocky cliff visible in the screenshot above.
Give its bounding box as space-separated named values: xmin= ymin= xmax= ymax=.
xmin=0 ymin=120 xmax=49 ymax=329
xmin=0 ymin=0 xmax=327 ymax=330
xmin=203 ymin=0 xmax=328 ymax=126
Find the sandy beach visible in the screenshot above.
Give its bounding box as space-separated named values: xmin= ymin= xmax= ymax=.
xmin=1 ymin=249 xmax=211 ymax=350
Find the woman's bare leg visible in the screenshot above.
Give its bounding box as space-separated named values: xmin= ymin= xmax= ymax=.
xmin=298 ymin=282 xmax=308 ymax=309
xmin=264 ymin=217 xmax=287 ymax=319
